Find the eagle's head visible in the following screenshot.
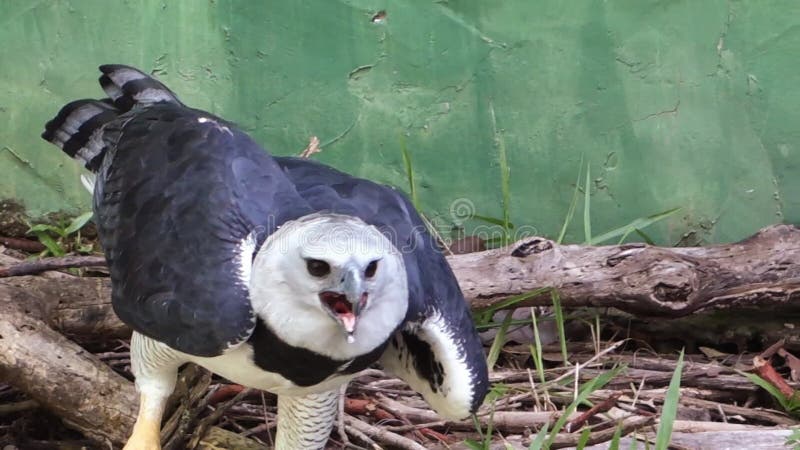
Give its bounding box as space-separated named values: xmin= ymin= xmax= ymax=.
xmin=250 ymin=213 xmax=409 ymax=358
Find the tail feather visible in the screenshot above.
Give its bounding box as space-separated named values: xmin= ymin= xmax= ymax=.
xmin=98 ymin=64 xmax=182 ymax=110
xmin=42 ymin=64 xmax=183 ymax=172
xmin=42 ymin=99 xmax=120 ymax=171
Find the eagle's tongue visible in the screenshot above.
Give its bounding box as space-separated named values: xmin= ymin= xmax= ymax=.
xmin=320 ymin=291 xmax=357 ymax=341
xmin=340 ymin=312 xmax=356 ymax=333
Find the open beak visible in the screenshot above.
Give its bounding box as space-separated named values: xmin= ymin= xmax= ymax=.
xmin=320 ymin=268 xmax=367 ymax=343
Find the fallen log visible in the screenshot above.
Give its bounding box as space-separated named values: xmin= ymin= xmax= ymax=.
xmin=2 ymin=225 xmax=800 ymax=342
xmin=450 ymin=224 xmax=800 ymax=315
xmin=0 ymin=288 xmax=137 ymax=445
xmin=0 ymin=289 xmax=266 ymax=449
xmin=0 ymin=272 xmax=125 ymax=341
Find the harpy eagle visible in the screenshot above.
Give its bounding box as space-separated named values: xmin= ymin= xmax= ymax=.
xmin=41 ymin=65 xmax=489 ymax=450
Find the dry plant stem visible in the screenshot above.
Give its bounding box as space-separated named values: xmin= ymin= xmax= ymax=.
xmin=344 ymin=414 xmax=428 ymax=450
xmin=0 ymin=399 xmax=39 ymax=416
xmin=677 ymin=396 xmax=795 ymax=426
xmin=0 ymin=236 xmax=45 ymax=252
xmin=778 ymin=348 xmax=800 ymax=381
xmin=752 ymin=355 xmax=796 ymax=398
xmin=161 ymin=366 xmax=213 ymax=449
xmin=564 ymin=392 xmax=622 ymax=432
xmin=760 ymin=339 xmax=786 ymax=359
xmin=187 ymin=387 xmax=254 ymax=449
xmin=550 ymin=414 xmax=655 ymax=449
xmin=299 ymin=136 xmax=321 ymax=158
xmin=378 ymin=396 xmax=579 ymax=433
xmin=342 ymin=420 xmax=381 ymax=450
xmin=345 ymin=397 xmax=395 ymax=421
xmin=0 ymin=255 xmax=106 ymax=277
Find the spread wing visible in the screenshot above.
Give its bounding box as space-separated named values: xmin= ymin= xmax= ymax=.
xmin=95 ymin=104 xmax=311 ymax=356
xmin=276 ymin=156 xmax=489 ymax=418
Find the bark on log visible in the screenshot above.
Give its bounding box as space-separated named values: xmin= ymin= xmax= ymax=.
xmin=0 ymin=289 xmax=266 ymax=448
xmin=0 ymin=274 xmax=126 ymax=341
xmin=451 ymin=224 xmax=800 ymax=315
xmin=0 ymin=291 xmax=137 ymax=445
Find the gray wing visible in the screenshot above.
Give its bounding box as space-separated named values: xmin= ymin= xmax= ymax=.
xmin=276 ymin=156 xmax=489 ymax=418
xmin=95 ymin=104 xmax=311 ymax=356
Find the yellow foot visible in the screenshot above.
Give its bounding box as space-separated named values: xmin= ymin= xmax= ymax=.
xmin=123 ymin=416 xmax=162 ymax=450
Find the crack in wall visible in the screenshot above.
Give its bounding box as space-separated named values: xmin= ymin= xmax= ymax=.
xmin=632 ymin=99 xmax=680 ymax=123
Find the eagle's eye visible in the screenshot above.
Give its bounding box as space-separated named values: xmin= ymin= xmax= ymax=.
xmin=306 ymin=259 xmax=330 ymax=277
xmin=365 ymin=260 xmax=379 ymax=278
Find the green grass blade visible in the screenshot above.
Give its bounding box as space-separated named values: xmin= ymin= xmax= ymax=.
xmin=486 ymin=311 xmax=514 ymax=370
xmin=33 ymin=231 xmax=65 ymax=257
xmin=529 ymin=308 xmax=546 ymax=384
xmin=544 ymin=366 xmax=623 ymax=448
xmin=634 ymin=228 xmax=656 ymax=245
xmin=473 ymin=214 xmax=515 ymax=229
xmin=557 ymin=161 xmax=583 ymax=244
xmin=576 ymin=428 xmax=591 ymax=449
xmin=608 ymin=422 xmax=623 ymax=450
xmin=741 ymin=372 xmax=791 ymax=411
xmin=488 ymin=101 xmax=512 ymax=240
xmin=475 ymin=318 xmax=537 ymax=331
xmin=473 ymin=287 xmax=550 ymax=318
xmin=64 ymin=211 xmax=94 ymax=235
xmin=583 ymin=163 xmax=591 ymax=243
xmin=655 ymin=349 xmax=684 ymax=450
xmin=617 ymin=227 xmax=635 ymax=245
xmin=462 ymin=439 xmax=484 ymax=450
xmin=550 ymin=290 xmax=568 ymax=364
xmin=470 ymin=414 xmax=485 ymax=445
xmin=484 ymin=408 xmax=495 ymax=449
xmin=587 ymin=207 xmax=682 ymax=245
xmin=399 ymin=138 xmax=419 ymax=210
xmin=529 ymin=423 xmax=549 ymax=450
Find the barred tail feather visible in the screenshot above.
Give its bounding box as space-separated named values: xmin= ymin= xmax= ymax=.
xmin=41 ymin=99 xmax=120 ymax=172
xmin=98 ymin=64 xmax=182 ymax=110
xmin=42 ymin=64 xmax=183 ymax=172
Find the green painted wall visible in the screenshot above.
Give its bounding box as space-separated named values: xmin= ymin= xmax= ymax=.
xmin=1 ymin=1 xmax=798 ymax=245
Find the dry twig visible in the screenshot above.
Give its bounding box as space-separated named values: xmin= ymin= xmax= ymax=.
xmin=0 ymin=255 xmax=106 ymax=277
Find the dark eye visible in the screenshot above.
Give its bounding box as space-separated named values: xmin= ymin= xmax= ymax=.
xmin=306 ymin=259 xmax=330 ymax=277
xmin=365 ymin=260 xmax=379 ymax=278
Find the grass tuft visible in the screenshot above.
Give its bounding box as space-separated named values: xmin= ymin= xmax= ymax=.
xmin=544 ymin=365 xmax=624 ymax=448
xmin=399 ymin=137 xmax=419 ymax=210
xmin=488 ymin=100 xmax=512 ymax=245
xmin=583 ymin=162 xmax=592 ymax=243
xmin=654 ymin=349 xmax=684 ymax=450
xmin=486 ymin=311 xmax=515 ymax=370
xmin=557 ymin=161 xmax=583 ymax=244
xmin=529 ymin=307 xmax=547 ymax=385
xmin=587 ymin=207 xmax=682 ymax=246
xmin=550 ymin=290 xmax=568 ymax=364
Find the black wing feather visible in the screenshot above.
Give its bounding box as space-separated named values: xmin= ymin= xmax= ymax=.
xmin=96 ymin=105 xmax=311 ymax=356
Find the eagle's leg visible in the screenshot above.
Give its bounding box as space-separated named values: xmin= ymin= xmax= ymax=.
xmin=124 ymin=332 xmax=184 ymax=450
xmin=275 ymin=389 xmax=340 ymax=450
